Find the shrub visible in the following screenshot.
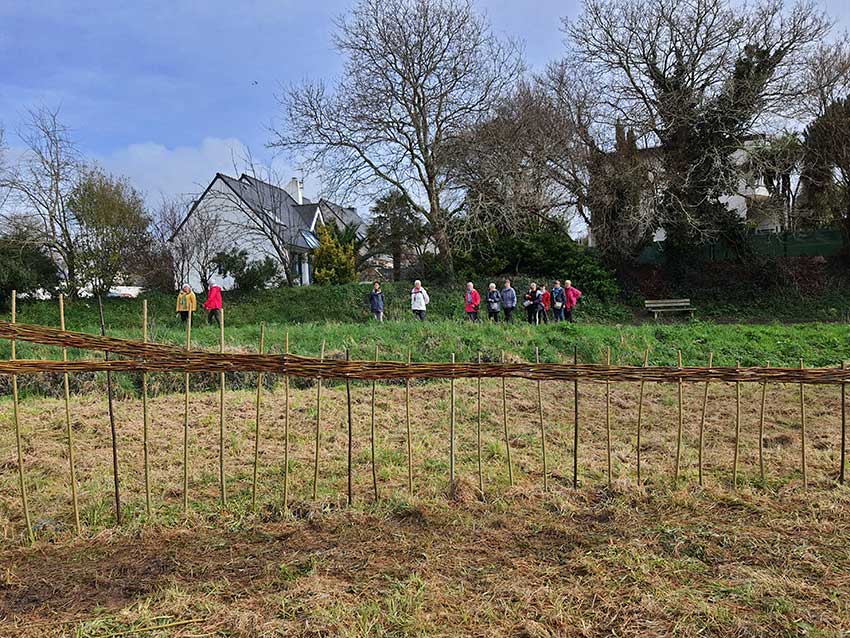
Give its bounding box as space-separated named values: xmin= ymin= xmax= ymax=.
xmin=212 ymin=249 xmax=281 ymax=292
xmin=454 ymin=231 xmax=620 ymax=299
xmin=314 ymin=225 xmax=357 ymax=285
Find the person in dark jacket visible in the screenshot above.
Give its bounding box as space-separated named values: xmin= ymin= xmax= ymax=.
xmin=501 ymin=279 xmax=517 ymax=322
xmin=524 ymin=282 xmax=543 ymax=324
xmin=551 ymin=280 xmax=567 ymax=322
xmin=485 ymin=283 xmax=502 ymax=321
xmin=369 ymin=281 xmax=385 ymax=321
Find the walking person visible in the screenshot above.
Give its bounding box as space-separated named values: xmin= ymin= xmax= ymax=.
xmin=501 ymin=279 xmax=517 ymax=323
xmin=175 ymin=284 xmax=196 ymax=324
xmin=540 ymin=285 xmax=551 ymax=324
xmin=551 ymin=280 xmax=567 ymax=322
xmin=564 ymin=280 xmax=583 ymax=323
xmin=369 ymin=281 xmax=385 ymax=321
xmin=524 ymin=282 xmax=543 ymax=324
xmin=411 ymin=280 xmax=429 ymax=321
xmin=464 ymin=282 xmax=481 ymax=322
xmin=204 ymin=284 xmax=223 ymax=326
xmin=486 ymin=283 xmax=502 ymax=321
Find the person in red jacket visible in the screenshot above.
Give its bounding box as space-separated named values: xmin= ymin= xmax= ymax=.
xmin=540 ymin=284 xmax=551 ymax=324
xmin=204 ymin=284 xmax=223 ymax=326
xmin=464 ymin=282 xmax=481 ymax=322
xmin=564 ymin=280 xmax=583 ymax=323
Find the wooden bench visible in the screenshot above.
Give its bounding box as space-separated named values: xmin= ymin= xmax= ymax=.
xmin=645 ymin=298 xmax=694 ymax=320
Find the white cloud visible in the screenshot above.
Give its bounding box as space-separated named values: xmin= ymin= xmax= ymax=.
xmin=98 ymin=137 xmax=250 ymax=204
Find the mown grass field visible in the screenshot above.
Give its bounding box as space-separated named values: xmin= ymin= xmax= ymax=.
xmin=2 ymin=366 xmax=849 ymax=636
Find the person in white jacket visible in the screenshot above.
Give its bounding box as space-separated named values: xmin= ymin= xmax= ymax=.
xmin=410 ymin=279 xmax=430 ymax=321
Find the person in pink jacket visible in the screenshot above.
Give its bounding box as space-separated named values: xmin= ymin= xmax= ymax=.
xmin=564 ymin=280 xmax=582 ymax=323
xmin=464 ymin=282 xmax=481 ymax=322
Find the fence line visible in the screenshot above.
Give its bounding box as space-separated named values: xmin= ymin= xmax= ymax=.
xmin=3 ymin=310 xmax=850 ymax=544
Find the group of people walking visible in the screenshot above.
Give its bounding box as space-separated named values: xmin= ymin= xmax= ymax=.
xmin=175 ymin=283 xmax=224 ymax=326
xmin=369 ymin=278 xmax=582 ymax=324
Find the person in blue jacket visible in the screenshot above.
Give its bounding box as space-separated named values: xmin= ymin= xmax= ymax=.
xmin=369 ymin=281 xmax=385 ymax=321
xmin=501 ymin=279 xmax=517 ymax=322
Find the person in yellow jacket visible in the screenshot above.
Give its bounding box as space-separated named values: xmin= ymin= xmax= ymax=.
xmin=175 ymin=284 xmax=197 ymax=323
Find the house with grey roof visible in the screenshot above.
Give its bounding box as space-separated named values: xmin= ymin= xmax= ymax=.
xmin=170 ymin=172 xmax=363 ymax=289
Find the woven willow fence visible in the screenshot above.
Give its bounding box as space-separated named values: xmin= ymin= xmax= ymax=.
xmin=2 ymin=293 xmax=849 ymax=543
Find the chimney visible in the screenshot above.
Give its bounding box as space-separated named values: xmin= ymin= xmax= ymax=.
xmin=286 ymin=177 xmax=303 ymax=205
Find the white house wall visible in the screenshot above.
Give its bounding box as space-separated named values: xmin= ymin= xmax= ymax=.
xmin=179 ymin=177 xmax=290 ymax=292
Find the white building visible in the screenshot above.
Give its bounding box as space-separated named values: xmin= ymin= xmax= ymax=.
xmin=170 ymin=173 xmax=363 ymax=290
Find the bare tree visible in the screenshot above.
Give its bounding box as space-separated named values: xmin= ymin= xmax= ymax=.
xmin=271 ymin=0 xmax=522 ymax=276
xmin=184 ymin=205 xmax=230 ymax=294
xmin=203 ymin=159 xmax=304 ymax=286
xmin=566 ymin=0 xmax=833 ymax=246
xmin=0 ymin=107 xmax=84 ymax=294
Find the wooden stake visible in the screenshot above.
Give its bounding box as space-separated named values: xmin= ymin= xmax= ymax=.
xmin=758 ymin=361 xmax=769 ymax=483
xmin=536 ymin=347 xmax=548 ymax=491
xmin=218 ymin=307 xmax=227 ymax=507
xmin=477 ymin=352 xmax=483 ymax=498
xmin=141 ymin=300 xmax=151 ymax=517
xmin=636 ymin=348 xmax=649 ymax=485
xmin=841 ymin=361 xmax=846 ymax=485
xmin=11 ymin=291 xmax=33 ymax=544
xmin=370 ymin=345 xmax=379 ymax=502
xmin=573 ymin=345 xmax=579 ymax=489
xmin=346 ymin=348 xmax=353 ymax=505
xmin=732 ymin=360 xmax=741 ymax=488
xmin=405 ymin=349 xmax=413 ymax=495
xmin=605 ymin=346 xmax=612 ymax=488
xmin=251 ymin=322 xmax=265 ymax=510
xmin=312 ymin=339 xmax=325 ymax=500
xmin=182 ymin=309 xmax=192 ymax=513
xmin=501 ymin=350 xmax=513 ymax=487
xmin=59 ymin=294 xmax=81 ymax=533
xmin=674 ymin=350 xmax=684 ymax=484
xmin=97 ymin=295 xmax=121 ymax=525
xmin=800 ymin=358 xmax=807 ymax=489
xmin=697 ymin=352 xmax=713 ymax=487
xmin=283 ymin=331 xmax=291 ymax=510
xmin=450 ymin=352 xmax=456 ymax=495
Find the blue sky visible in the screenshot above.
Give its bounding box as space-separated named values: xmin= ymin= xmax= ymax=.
xmin=2 ymin=0 xmax=848 ymax=207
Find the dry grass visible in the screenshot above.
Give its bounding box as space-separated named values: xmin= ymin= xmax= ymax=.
xmin=1 ymin=376 xmax=849 ymax=637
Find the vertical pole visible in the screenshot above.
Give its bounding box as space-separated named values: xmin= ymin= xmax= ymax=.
xmin=346 ymin=348 xmax=353 ymax=506
xmin=450 ymin=352 xmax=456 ymax=495
xmin=219 ymin=307 xmax=227 ymax=507
xmin=733 ymin=360 xmax=742 ymax=488
xmin=370 ymin=345 xmax=379 ymax=503
xmin=283 ymin=331 xmax=291 ymax=511
xmin=758 ymin=361 xmax=769 ymax=483
xmin=674 ymin=350 xmax=684 ymax=484
xmin=800 ymin=358 xmax=807 ymax=490
xmin=605 ymin=346 xmax=612 ymax=488
xmin=11 ymin=291 xmax=34 ymax=544
xmin=251 ymin=322 xmax=265 ymax=510
xmin=312 ymin=339 xmax=325 ymax=500
xmin=841 ymin=361 xmax=846 ymax=485
xmin=406 ymin=349 xmax=413 ymax=495
xmin=60 ymin=294 xmax=81 ymax=533
xmin=573 ymin=345 xmax=579 ymax=489
xmin=501 ymin=351 xmax=513 ymax=487
xmin=698 ymin=352 xmax=713 ymax=487
xmin=636 ymin=348 xmax=649 ymax=485
xmin=536 ymin=347 xmax=548 ymax=491
xmin=182 ymin=309 xmax=192 ymax=513
xmin=97 ymin=295 xmax=121 ymax=525
xmin=477 ymin=352 xmax=483 ymax=498
xmin=141 ymin=300 xmax=151 ymax=517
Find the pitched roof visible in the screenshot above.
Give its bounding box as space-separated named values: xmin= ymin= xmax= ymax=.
xmin=171 ymin=172 xmax=362 ymax=250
